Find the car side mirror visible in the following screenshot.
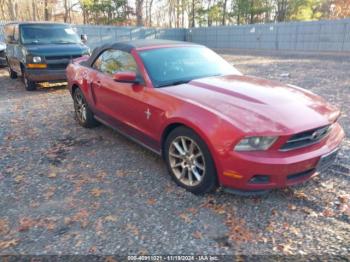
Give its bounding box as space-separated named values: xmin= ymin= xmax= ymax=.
xmin=113 ymin=72 xmax=139 ymax=84
xmin=81 ymin=34 xmax=88 ymax=43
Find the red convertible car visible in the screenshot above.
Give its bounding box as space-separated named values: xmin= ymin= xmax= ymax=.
xmin=66 ymin=40 xmax=344 ymax=195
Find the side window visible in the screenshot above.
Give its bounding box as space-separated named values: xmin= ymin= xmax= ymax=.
xmin=92 ymin=56 xmax=102 ymax=71
xmin=92 ymin=49 xmax=137 ymax=76
xmin=4 ymin=24 xmax=14 ymax=43
xmin=14 ymin=25 xmax=19 ymax=42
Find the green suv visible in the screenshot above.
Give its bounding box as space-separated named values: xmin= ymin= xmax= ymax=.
xmin=4 ymin=22 xmax=90 ymax=91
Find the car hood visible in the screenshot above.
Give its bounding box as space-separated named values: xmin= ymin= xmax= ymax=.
xmin=24 ymin=43 xmax=89 ymax=57
xmin=161 ymin=75 xmax=340 ymax=134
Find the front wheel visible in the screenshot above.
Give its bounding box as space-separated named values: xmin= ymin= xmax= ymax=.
xmin=73 ymin=88 xmax=99 ymax=128
xmin=22 ymin=68 xmax=36 ymax=91
xmin=164 ymin=126 xmax=218 ymax=194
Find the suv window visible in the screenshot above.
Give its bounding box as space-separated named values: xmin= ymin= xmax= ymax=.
xmin=93 ymin=49 xmax=137 ymax=76
xmin=14 ymin=25 xmax=19 ymax=42
xmin=4 ymin=24 xmax=14 ymax=43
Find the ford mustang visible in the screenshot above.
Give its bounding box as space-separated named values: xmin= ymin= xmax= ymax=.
xmin=66 ymin=40 xmax=344 ymax=195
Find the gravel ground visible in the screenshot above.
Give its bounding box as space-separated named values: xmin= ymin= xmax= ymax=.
xmin=0 ymin=51 xmax=349 ymax=258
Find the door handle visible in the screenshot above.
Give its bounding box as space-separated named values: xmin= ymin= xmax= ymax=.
xmin=95 ymin=80 xmax=101 ymax=88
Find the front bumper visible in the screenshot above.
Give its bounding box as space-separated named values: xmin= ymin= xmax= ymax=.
xmin=219 ymin=123 xmax=345 ymax=191
xmin=25 ymin=68 xmax=66 ymax=82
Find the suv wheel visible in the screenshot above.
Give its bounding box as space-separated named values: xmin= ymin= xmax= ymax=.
xmin=8 ymin=62 xmax=17 ymax=79
xmin=164 ymin=126 xmax=218 ymax=194
xmin=73 ymin=88 xmax=99 ymax=128
xmin=22 ymin=69 xmax=36 ymax=91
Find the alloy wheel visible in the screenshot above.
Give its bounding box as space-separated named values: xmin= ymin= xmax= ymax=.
xmin=168 ymin=136 xmax=206 ymax=187
xmin=74 ymin=91 xmax=87 ymax=123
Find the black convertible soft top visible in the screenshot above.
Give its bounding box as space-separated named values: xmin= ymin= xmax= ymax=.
xmin=82 ymin=39 xmax=197 ymax=67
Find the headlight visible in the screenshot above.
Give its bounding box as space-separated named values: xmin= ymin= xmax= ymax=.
xmin=33 ymin=56 xmax=42 ymax=63
xmin=234 ymin=136 xmax=278 ymax=151
xmin=0 ymin=42 xmax=6 ymax=50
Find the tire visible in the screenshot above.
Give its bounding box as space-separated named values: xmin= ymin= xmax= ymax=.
xmin=164 ymin=126 xmax=218 ymax=194
xmin=8 ymin=61 xmax=17 ymax=79
xmin=22 ymin=68 xmax=36 ymax=91
xmin=73 ymin=88 xmax=99 ymax=128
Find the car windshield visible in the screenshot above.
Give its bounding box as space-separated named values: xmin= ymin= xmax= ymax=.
xmin=138 ymin=46 xmax=241 ymax=88
xmin=21 ymin=24 xmax=81 ymax=45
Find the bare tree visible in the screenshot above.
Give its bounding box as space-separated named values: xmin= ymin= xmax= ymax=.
xmin=149 ymin=0 xmax=154 ymax=26
xmin=6 ymin=0 xmax=16 ymax=20
xmin=191 ymin=0 xmax=195 ymax=27
xmin=136 ymin=0 xmax=144 ymax=26
xmin=222 ymin=0 xmax=228 ymax=25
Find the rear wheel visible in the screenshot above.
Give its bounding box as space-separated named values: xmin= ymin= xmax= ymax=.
xmin=73 ymin=88 xmax=99 ymax=128
xmin=164 ymin=126 xmax=218 ymax=194
xmin=7 ymin=60 xmax=17 ymax=79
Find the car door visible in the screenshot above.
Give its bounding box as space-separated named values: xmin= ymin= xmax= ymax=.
xmin=90 ymin=49 xmax=162 ymax=149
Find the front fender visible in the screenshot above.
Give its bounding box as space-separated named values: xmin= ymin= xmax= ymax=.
xmin=160 ymin=105 xmax=243 ymax=185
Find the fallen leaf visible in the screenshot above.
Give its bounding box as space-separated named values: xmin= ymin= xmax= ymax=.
xmin=116 ymin=170 xmax=128 ymax=177
xmin=104 ymin=215 xmax=118 ymax=222
xmin=0 ymin=239 xmax=19 ymax=250
xmin=294 ymin=191 xmax=308 ymax=200
xmin=186 ymin=207 xmax=198 ymax=215
xmin=339 ymin=204 xmax=350 ymax=216
xmin=44 ymin=186 xmax=56 ymax=200
xmin=65 ymin=209 xmax=89 ymax=228
xmin=18 ymin=217 xmax=36 ymax=232
xmin=89 ymin=246 xmax=97 ymax=253
xmin=266 ymin=224 xmax=274 ymax=232
xmin=322 ymin=208 xmax=335 ymax=217
xmin=338 ymin=194 xmax=349 ymax=204
xmin=0 ymin=219 xmax=10 ymax=235
xmin=192 ymin=231 xmax=202 ymax=239
xmin=126 ymin=224 xmax=139 ymax=236
xmin=96 ymin=171 xmax=107 ymax=181
xmin=146 ymin=198 xmax=157 ymax=205
xmin=90 ymin=188 xmax=105 ymax=197
xmin=179 ymin=213 xmax=191 ymax=223
xmin=29 ymin=202 xmax=40 ymax=208
xmin=105 ymin=256 xmax=118 ymax=262
xmin=288 ymin=204 xmax=297 ymax=211
xmin=321 ymin=181 xmax=334 ymax=189
xmin=37 ymin=217 xmax=57 ymax=230
xmin=47 ymin=172 xmax=57 ymax=178
xmin=14 ymin=175 xmax=24 ymax=183
xmin=95 ymin=218 xmax=104 ymax=236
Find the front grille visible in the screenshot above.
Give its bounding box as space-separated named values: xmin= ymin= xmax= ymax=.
xmin=46 ymin=55 xmax=81 ymax=60
xmin=45 ymin=54 xmax=81 ymax=70
xmin=280 ymin=125 xmax=332 ymax=151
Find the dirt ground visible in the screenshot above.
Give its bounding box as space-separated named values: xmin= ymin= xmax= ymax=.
xmin=0 ymin=51 xmax=349 ymax=258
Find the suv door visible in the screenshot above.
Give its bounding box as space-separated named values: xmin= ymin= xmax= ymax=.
xmin=11 ymin=24 xmax=21 ymax=74
xmin=4 ymin=24 xmax=15 ymax=70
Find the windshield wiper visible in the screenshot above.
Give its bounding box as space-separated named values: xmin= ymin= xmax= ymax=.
xmin=51 ymin=40 xmax=77 ymax=44
xmin=26 ymin=40 xmax=41 ymax=44
xmin=157 ymin=79 xmax=192 ymax=88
